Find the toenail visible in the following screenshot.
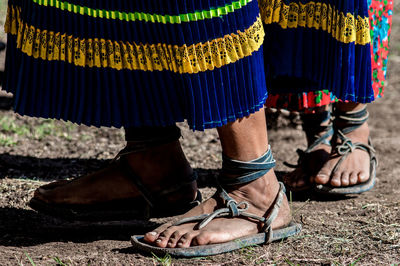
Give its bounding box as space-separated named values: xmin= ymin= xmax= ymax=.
xmin=156 ymin=239 xmax=161 ymax=243
xmin=147 ymin=232 xmax=157 ymax=236
xmin=177 ymin=242 xmax=183 ymax=246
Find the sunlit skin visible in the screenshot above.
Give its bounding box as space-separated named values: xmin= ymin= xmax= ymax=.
xmin=312 ymin=103 xmax=371 ymax=187
xmin=284 ymin=103 xmax=371 ymax=189
xmin=34 ymin=141 xmax=198 ymax=207
xmin=144 ymin=109 xmax=293 ymax=248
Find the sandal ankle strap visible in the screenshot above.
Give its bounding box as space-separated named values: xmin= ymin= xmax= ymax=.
xmin=172 ymin=148 xmax=285 ymax=240
xmin=333 ymin=106 xmax=369 ymax=134
xmin=219 ymin=146 xmax=276 ymax=186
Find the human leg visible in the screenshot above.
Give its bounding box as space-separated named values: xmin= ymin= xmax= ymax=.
xmin=312 ymin=103 xmax=376 ymax=194
xmin=139 ymin=109 xmax=299 ymax=254
xmin=283 ymin=105 xmax=333 ymax=190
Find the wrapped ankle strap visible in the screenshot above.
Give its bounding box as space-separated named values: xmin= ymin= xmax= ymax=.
xmin=334 ymin=106 xmax=369 ymax=134
xmin=219 ymin=146 xmax=276 ymax=186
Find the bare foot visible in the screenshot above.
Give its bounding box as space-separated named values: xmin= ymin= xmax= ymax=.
xmin=143 ymin=171 xmax=292 ymax=248
xmin=34 ymin=141 xmax=197 ymax=206
xmin=312 ymin=122 xmax=371 ymax=187
xmin=284 ymin=144 xmax=331 ymax=190
xmin=284 ymin=110 xmax=332 ymax=190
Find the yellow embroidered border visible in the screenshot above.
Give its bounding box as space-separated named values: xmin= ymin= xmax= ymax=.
xmin=5 ymin=5 xmax=264 ymax=74
xmin=258 ymin=0 xmax=370 ymax=45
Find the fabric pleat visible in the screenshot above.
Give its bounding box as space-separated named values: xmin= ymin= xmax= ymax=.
xmin=4 ymin=0 xmax=267 ymax=130
xmin=264 ymin=0 xmax=392 ymax=111
xmin=259 ymin=0 xmax=374 ymax=105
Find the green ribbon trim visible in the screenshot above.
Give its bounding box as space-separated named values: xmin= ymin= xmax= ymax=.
xmin=32 ymin=0 xmax=253 ymax=24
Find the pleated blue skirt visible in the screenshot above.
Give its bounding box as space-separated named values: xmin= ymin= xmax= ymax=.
xmin=4 ymin=0 xmax=267 ymax=130
xmin=259 ymin=0 xmax=374 ymax=103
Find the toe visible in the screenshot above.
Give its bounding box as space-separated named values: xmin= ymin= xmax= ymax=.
xmin=33 ymin=187 xmax=56 ymax=202
xmin=144 ymin=222 xmax=173 ymax=243
xmin=192 ymin=232 xmax=212 ymax=246
xmin=144 ymin=231 xmax=159 ymax=243
xmin=314 ymin=168 xmax=331 ymax=185
xmin=167 ymin=230 xmax=189 ymax=248
xmin=340 ymin=172 xmax=350 ymax=187
xmin=155 ymin=226 xmax=179 ymax=248
xmin=177 ymin=232 xmax=200 ymax=248
xmin=349 ymin=172 xmax=358 ymax=185
xmin=330 ymin=172 xmax=341 ymax=187
xmin=34 ymin=187 xmax=48 ymax=199
xmin=358 ymin=170 xmax=369 ymax=183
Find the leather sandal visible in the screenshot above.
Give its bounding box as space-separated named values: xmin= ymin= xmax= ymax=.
xmin=131 ymin=147 xmax=301 ymax=257
xmin=314 ymin=106 xmax=377 ymax=195
xmin=29 ymin=131 xmax=202 ymax=221
xmin=283 ymin=110 xmax=334 ymax=191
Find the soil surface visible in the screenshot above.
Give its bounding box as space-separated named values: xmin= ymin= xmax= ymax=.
xmin=0 ymin=5 xmax=399 ymax=266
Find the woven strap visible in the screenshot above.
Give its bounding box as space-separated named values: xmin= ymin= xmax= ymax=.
xmin=219 ymin=146 xmax=276 ymax=186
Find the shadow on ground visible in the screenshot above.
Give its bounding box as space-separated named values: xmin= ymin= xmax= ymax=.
xmin=0 ymin=154 xmax=108 ymax=181
xmin=0 ymin=206 xmax=159 ymax=247
xmin=0 ymin=70 xmax=14 ymax=110
xmin=0 ymin=95 xmax=12 ymax=110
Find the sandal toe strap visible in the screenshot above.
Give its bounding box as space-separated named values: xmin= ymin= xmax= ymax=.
xmin=172 ymin=182 xmax=286 ymax=243
xmin=335 ymin=131 xmax=376 ymax=156
xmin=284 ymin=126 xmax=333 ymax=169
xmin=284 ymin=111 xmax=334 ymax=169
xmin=118 ymin=156 xmax=199 ymax=214
xmin=333 ymin=131 xmax=377 ymax=175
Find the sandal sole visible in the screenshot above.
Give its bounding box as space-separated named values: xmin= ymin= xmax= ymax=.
xmin=130 ymin=222 xmax=301 ymax=257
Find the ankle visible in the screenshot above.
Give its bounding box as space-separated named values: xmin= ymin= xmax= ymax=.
xmin=342 ymin=123 xmax=370 ymax=140
xmin=228 ymin=171 xmax=280 ymax=211
xmin=125 ymin=141 xmax=194 ymax=188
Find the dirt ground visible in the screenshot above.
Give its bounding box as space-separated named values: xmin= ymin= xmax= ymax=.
xmin=0 ymin=6 xmax=399 ymax=266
